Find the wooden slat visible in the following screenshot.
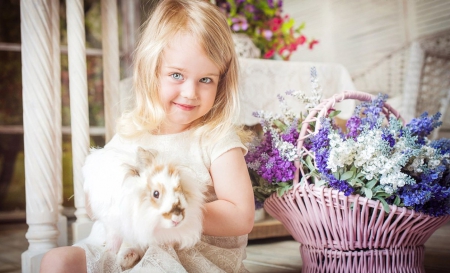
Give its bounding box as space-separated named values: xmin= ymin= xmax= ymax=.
xmin=248 ymin=218 xmax=291 ymax=240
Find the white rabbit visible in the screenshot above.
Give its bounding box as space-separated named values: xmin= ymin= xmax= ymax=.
xmin=82 ymin=146 xmax=205 ymax=270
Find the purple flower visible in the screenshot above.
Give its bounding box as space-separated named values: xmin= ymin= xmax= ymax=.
xmin=245 ymin=132 xmax=296 ymax=184
xmin=231 ymin=16 xmax=249 ymax=32
xmin=354 ymin=93 xmax=387 ymax=129
xmin=216 ymin=0 xmax=230 ymax=13
xmin=381 ymin=129 xmax=395 ymax=147
xmin=431 ymin=138 xmax=450 ymax=155
xmin=262 ymin=29 xmax=273 ymax=41
xmin=245 ymin=4 xmax=255 ymax=13
xmin=281 ymin=119 xmax=299 ymax=143
xmin=346 ymin=116 xmax=361 ymax=139
xmin=278 ymin=0 xmax=283 ymax=8
xmin=407 ymin=112 xmax=442 ymax=144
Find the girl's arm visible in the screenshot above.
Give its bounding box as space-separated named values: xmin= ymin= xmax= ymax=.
xmin=202 ymin=147 xmax=255 ymax=236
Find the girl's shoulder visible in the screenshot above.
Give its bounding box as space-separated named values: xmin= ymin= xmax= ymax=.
xmin=207 ymin=127 xmax=248 ymax=163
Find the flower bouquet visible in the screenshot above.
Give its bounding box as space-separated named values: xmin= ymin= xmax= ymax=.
xmin=214 ymin=0 xmax=318 ymax=60
xmin=246 ymin=69 xmax=450 ymax=272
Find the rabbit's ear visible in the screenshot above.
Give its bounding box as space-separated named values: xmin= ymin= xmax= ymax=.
xmin=123 ymin=163 xmax=140 ymax=177
xmin=137 ymin=147 xmax=157 ymax=168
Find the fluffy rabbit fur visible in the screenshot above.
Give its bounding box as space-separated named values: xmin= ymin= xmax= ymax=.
xmin=82 ymin=146 xmax=205 ymax=270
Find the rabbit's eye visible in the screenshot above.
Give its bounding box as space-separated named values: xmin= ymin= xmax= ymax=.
xmin=153 ymin=190 xmax=160 ymax=199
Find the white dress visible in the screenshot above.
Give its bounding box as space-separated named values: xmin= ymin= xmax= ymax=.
xmin=75 ymin=128 xmax=250 ymax=273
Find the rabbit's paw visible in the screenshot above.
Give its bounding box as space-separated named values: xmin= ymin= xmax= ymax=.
xmin=117 ymin=247 xmax=141 ymax=270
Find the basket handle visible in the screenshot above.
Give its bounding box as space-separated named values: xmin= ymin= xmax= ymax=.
xmin=292 ymin=90 xmax=403 ymax=185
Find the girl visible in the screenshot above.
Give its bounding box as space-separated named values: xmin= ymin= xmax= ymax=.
xmin=40 ymin=0 xmax=255 ymax=272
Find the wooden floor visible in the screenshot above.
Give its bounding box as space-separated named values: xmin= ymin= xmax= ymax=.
xmin=1 ymin=219 xmax=449 ymax=272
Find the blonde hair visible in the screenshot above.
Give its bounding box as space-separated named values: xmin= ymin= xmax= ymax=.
xmin=117 ymin=0 xmax=244 ymax=144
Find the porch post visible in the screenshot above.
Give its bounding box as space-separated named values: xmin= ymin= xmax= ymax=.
xmin=51 ymin=0 xmax=68 ymax=247
xmin=101 ymin=0 xmax=121 ymax=142
xmin=20 ymin=0 xmax=60 ymax=271
xmin=66 ymin=0 xmax=93 ymax=242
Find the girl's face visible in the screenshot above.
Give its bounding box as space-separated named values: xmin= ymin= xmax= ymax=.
xmin=158 ymin=33 xmax=220 ymax=134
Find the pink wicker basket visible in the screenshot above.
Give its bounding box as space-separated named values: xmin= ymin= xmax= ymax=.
xmin=263 ymin=90 xmax=450 ymax=273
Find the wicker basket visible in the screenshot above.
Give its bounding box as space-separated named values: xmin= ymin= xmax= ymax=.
xmin=263 ymin=90 xmax=450 ymax=273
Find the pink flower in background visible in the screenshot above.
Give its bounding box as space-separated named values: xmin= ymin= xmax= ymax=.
xmin=278 ymin=46 xmax=291 ymax=59
xmin=264 ymin=49 xmax=275 ymax=59
xmin=215 ymin=0 xmax=318 ymax=60
xmin=309 ymin=39 xmax=319 ymax=50
xmin=296 ymin=35 xmax=306 ymax=45
xmin=269 ymin=17 xmax=283 ymax=31
xmin=231 ymin=16 xmax=249 ymax=32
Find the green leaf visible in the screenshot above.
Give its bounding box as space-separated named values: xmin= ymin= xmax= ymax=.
xmin=363 ymin=187 xmax=373 ymax=199
xmin=394 ymin=196 xmax=401 ymax=206
xmin=348 ymin=179 xmax=356 ymax=187
xmin=328 ymin=110 xmax=341 ymax=119
xmin=305 ymin=156 xmax=315 ymax=171
xmin=273 ymin=120 xmax=287 ymax=131
xmin=354 ymin=178 xmax=364 ymax=184
xmin=315 ymin=179 xmax=327 ymax=187
xmin=374 ymin=192 xmax=391 ymax=198
xmin=374 ymin=196 xmax=391 ymax=213
xmin=356 ymin=172 xmax=366 ymax=179
xmin=281 ymin=18 xmax=295 ymax=35
xmin=333 ymin=171 xmax=340 ymax=180
xmin=295 ymin=22 xmax=306 ymax=32
xmin=276 ymin=183 xmax=292 ymax=197
xmin=340 ymin=170 xmax=355 ymax=181
xmin=365 ymin=179 xmax=377 ymax=189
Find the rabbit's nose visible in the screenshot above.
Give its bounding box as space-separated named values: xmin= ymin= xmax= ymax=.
xmin=172 ymin=214 xmax=183 ymax=226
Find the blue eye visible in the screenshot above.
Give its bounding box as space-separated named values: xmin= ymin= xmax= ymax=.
xmin=171 ymin=73 xmax=183 ymax=80
xmin=200 ymin=77 xmax=212 ymax=83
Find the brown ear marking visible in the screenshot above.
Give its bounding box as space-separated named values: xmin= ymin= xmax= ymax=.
xmin=174 ymin=183 xmax=182 ymax=194
xmin=123 ymin=163 xmax=140 ymax=178
xmin=137 ymin=147 xmax=158 ymax=168
xmin=153 ymin=164 xmax=164 ymax=173
xmin=168 ymin=164 xmax=178 ymax=176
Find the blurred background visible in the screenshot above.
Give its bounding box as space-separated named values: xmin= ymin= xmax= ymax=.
xmin=0 ymin=0 xmax=449 ymax=215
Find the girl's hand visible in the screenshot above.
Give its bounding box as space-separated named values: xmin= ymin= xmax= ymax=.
xmin=202 ymin=147 xmax=255 ymax=236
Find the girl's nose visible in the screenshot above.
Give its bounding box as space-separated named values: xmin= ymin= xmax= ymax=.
xmin=180 ymin=80 xmax=198 ymax=100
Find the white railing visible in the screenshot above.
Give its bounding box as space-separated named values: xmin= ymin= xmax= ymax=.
xmin=19 ymin=0 xmax=120 ymax=271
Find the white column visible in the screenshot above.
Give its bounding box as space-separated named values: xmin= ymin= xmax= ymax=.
xmin=66 ymin=0 xmax=93 ymax=243
xmin=120 ymin=0 xmax=140 ymax=78
xmin=102 ymin=0 xmax=121 ymax=142
xmin=21 ymin=0 xmax=59 ymax=272
xmin=51 ymin=0 xmax=68 ymax=247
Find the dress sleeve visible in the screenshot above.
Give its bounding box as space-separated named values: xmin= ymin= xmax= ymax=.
xmin=210 ymin=129 xmax=248 ymax=163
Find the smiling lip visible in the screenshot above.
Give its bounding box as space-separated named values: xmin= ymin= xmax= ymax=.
xmin=173 ymin=102 xmax=196 ymax=111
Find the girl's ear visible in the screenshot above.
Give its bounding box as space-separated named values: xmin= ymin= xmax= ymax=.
xmin=137 ymin=146 xmax=158 ymax=168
